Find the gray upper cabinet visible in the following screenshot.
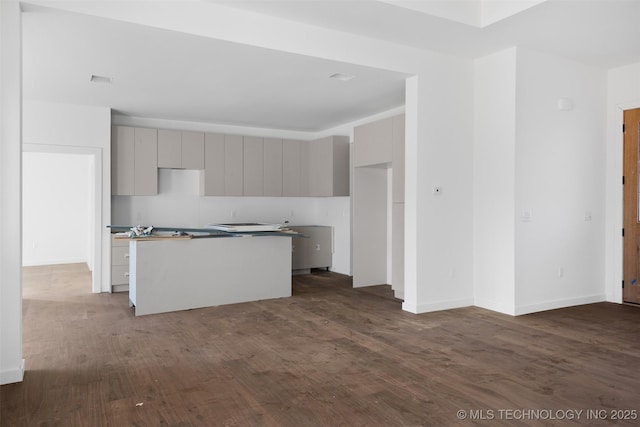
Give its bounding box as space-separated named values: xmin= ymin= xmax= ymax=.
xmin=353 ymin=116 xmax=393 ymax=167
xmin=224 ymin=134 xmax=243 ymax=196
xmin=200 ymin=132 xmax=225 ymax=196
xmin=111 ymin=125 xmax=157 ymax=196
xmin=308 ymin=136 xmax=349 ymax=197
xmin=133 ymin=127 xmax=158 ymax=195
xmin=112 ymin=126 xmax=135 ymax=196
xmin=181 ymin=131 xmax=205 ymax=169
xmin=157 ymin=129 xmax=181 ymax=169
xmin=263 ymin=138 xmax=283 ymax=196
xmin=158 ymin=129 xmax=204 ymax=169
xmin=121 ymin=125 xmax=351 ymax=198
xmin=282 ymin=139 xmax=305 ymax=197
xmin=392 ymin=114 xmax=405 ymax=203
xmin=243 ymin=136 xmax=264 ymax=196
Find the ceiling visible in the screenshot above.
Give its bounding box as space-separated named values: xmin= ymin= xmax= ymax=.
xmin=22 ymin=0 xmax=640 ymax=132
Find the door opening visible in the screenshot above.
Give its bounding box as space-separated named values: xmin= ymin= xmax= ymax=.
xmin=22 ymin=144 xmax=103 ymax=293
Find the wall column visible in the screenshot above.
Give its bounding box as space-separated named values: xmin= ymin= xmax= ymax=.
xmin=0 ymin=0 xmax=24 ymax=385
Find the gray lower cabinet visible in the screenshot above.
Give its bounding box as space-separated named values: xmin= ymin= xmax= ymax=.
xmin=111 ymin=236 xmax=130 ymax=292
xmin=289 ymin=226 xmax=332 ymax=271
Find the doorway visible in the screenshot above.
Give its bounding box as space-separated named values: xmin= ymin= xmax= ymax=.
xmin=22 ymin=144 xmax=103 ymax=293
xmin=622 ymin=108 xmax=640 ymax=304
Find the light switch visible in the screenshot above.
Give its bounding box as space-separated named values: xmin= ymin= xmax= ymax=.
xmin=521 ymin=211 xmax=532 ymax=222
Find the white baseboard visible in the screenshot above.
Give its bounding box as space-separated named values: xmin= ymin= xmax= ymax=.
xmin=514 ymin=294 xmax=606 ymax=316
xmin=22 ymin=258 xmax=87 ymax=267
xmin=474 ymin=297 xmax=516 ymax=316
xmin=0 ymin=359 xmax=25 ymax=385
xmin=402 ymin=297 xmax=474 ymax=314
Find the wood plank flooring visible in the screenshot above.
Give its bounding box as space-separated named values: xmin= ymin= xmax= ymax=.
xmin=2 ymin=263 xmax=640 ymax=426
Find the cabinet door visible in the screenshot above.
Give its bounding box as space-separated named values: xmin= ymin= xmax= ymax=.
xmin=392 ymin=114 xmax=405 ymax=203
xmin=291 ymin=237 xmax=309 ymax=269
xmin=299 ymin=140 xmax=310 ymax=196
xmin=263 ymin=138 xmax=283 ymax=196
xmin=353 ymin=116 xmax=393 ymax=167
xmin=289 ymin=227 xmax=309 ymax=269
xmin=111 ymin=126 xmax=135 ymax=195
xmin=282 ymin=139 xmax=302 ymax=197
xmin=182 ymin=131 xmax=205 ymax=169
xmin=157 ymin=129 xmax=181 ymax=169
xmin=243 ymin=136 xmax=263 ymax=196
xmin=134 ymin=127 xmax=158 ymax=195
xmin=306 ymin=226 xmax=332 ymax=268
xmin=332 ymin=136 xmax=350 ymax=197
xmin=308 ymin=137 xmax=332 ymax=197
xmin=224 ymin=134 xmax=243 ymax=196
xmin=201 ymin=132 xmax=225 ymax=196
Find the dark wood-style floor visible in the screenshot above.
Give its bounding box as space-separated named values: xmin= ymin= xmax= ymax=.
xmin=1 ymin=264 xmax=639 ymax=426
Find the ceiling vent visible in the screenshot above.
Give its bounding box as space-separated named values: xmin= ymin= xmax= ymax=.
xmin=90 ymin=74 xmax=112 ymax=84
xmin=329 ymin=73 xmax=356 ymax=81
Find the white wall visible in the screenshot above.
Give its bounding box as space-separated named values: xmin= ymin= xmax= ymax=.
xmin=514 ymin=48 xmax=606 ymax=314
xmin=473 ymin=47 xmax=608 ymax=315
xmin=473 ymin=48 xmax=517 ymax=314
xmin=0 ymin=0 xmax=24 ymax=385
xmin=22 ymin=100 xmax=111 ymax=292
xmin=22 ymin=152 xmax=91 ymax=266
xmin=605 ymin=62 xmax=640 ymax=303
xmin=403 ymin=58 xmax=476 ymax=313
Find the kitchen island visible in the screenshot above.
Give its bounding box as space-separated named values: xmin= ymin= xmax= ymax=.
xmin=126 ymin=232 xmax=292 ymax=316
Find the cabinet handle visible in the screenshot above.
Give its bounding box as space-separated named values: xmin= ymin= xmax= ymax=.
xmin=124 ymin=272 xmax=130 ymax=277
xmin=124 ymin=254 xmax=130 ymax=258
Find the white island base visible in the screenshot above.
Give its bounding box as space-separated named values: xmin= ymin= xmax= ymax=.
xmin=129 ymin=235 xmax=292 ymax=316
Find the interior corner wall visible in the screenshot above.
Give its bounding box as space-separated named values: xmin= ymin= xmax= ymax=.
xmin=605 ymin=62 xmax=640 ymax=303
xmin=22 ymin=152 xmax=91 ymax=266
xmin=514 ymin=48 xmax=606 ymax=314
xmin=22 ymin=100 xmax=112 ymax=292
xmin=403 ymin=59 xmax=475 ymax=314
xmin=473 ymin=48 xmax=517 ymax=315
xmin=0 ymin=0 xmax=24 ymax=385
